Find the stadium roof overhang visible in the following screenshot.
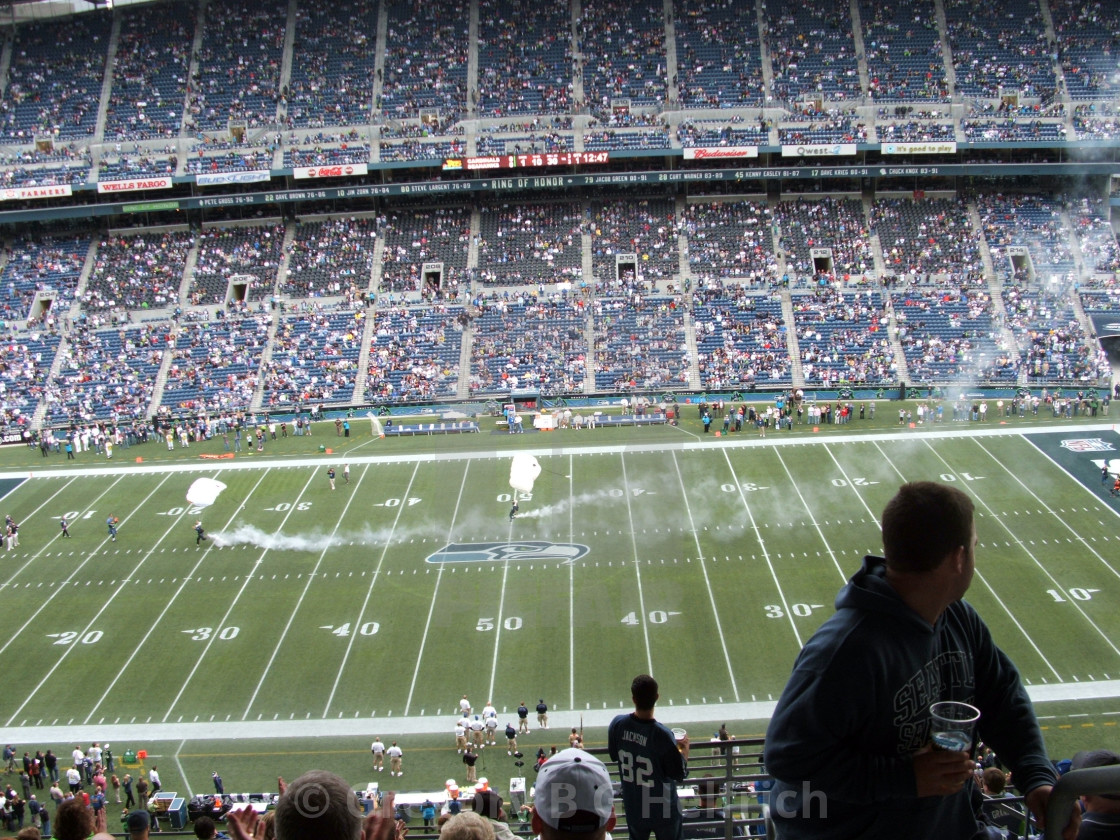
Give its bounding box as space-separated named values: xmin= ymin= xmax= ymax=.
xmin=0 ymin=0 xmax=158 ymax=25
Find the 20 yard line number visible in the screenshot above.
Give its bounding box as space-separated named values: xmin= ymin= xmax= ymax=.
xmin=47 ymin=631 xmax=102 ymax=646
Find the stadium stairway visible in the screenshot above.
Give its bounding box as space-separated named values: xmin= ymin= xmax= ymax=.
xmin=884 ymin=304 xmax=910 ymax=386
xmin=92 ymin=13 xmax=121 ymax=144
xmin=682 ymin=307 xmax=701 ymax=390
xmin=569 ymin=1 xmax=585 ymax=113
xmin=662 ymin=0 xmax=680 ymax=107
xmin=582 ymin=294 xmax=597 ymax=395
xmin=932 ymin=0 xmax=957 ymax=92
xmin=351 ymin=300 xmax=379 ymax=404
xmin=276 ymin=0 xmax=298 ymax=128
xmin=250 ymin=304 xmax=283 ymax=413
xmin=372 ymin=1 xmax=388 ymax=117
xmin=984 ymin=273 xmax=1021 ymax=376
xmin=969 ymin=204 xmax=997 ymax=279
xmin=73 ymin=239 xmax=99 ymax=316
xmin=456 ymin=318 xmax=473 ymax=400
xmin=756 ymin=0 xmax=775 ymax=92
xmin=781 ymin=290 xmax=806 ymax=389
xmin=178 ymin=237 xmax=201 ymax=307
xmin=466 ymin=0 xmax=480 ymax=120
xmin=865 ymin=196 xmax=888 ymax=279
xmin=848 ymin=0 xmax=871 ymax=95
xmin=0 ymin=29 xmax=11 ymax=93
xmin=180 ymin=1 xmax=207 ymax=148
xmin=148 ymin=329 xmax=174 ymax=414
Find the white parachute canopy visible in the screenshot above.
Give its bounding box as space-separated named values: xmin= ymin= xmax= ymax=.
xmin=509 ymin=454 xmax=542 ymax=495
xmin=186 ymin=477 xmax=227 ymax=508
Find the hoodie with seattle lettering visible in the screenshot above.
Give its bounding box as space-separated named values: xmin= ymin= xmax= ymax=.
xmin=763 ymin=554 xmax=1056 ymax=840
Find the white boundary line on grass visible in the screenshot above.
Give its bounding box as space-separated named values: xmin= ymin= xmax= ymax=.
xmin=721 ymin=448 xmax=803 ymax=649
xmin=568 ymin=455 xmax=576 ymax=712
xmin=978 ymin=437 xmax=1120 ymax=568
xmin=5 ymin=678 xmax=1118 ymax=744
xmin=923 ymin=438 xmax=1120 ymax=667
xmin=5 ymin=474 xmax=179 ymax=726
xmin=0 ymin=475 xmax=87 ymax=590
xmin=163 ymin=468 xmax=319 ymax=723
xmin=320 ymin=462 xmax=419 ymax=719
xmin=620 ymin=453 xmax=654 ymax=675
xmin=3 ymin=422 xmax=1118 ymax=742
xmin=404 ymin=461 xmax=470 ymax=716
xmin=487 ymin=542 xmax=513 ymax=703
xmin=259 ymin=460 xmax=377 ymax=716
xmin=772 ymin=448 xmax=848 ymax=582
xmin=84 ymin=468 xmax=271 ymax=724
xmin=671 ymin=450 xmax=739 ymax=702
xmin=4 ymin=423 xmax=1115 ymax=481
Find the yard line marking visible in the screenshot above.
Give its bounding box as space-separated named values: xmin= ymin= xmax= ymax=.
xmin=321 ymin=462 xmax=419 ymax=717
xmin=1013 ymin=436 xmax=1120 ymax=577
xmin=821 ymin=445 xmax=881 ymax=523
xmin=2 ymin=423 xmax=1115 ymax=483
xmin=487 ymin=542 xmax=512 ymax=702
xmin=957 ymin=438 xmax=1120 ymax=660
xmin=0 ymin=476 xmax=83 ymax=588
xmin=672 ymin=451 xmax=739 ymax=701
xmin=772 ymin=449 xmax=847 ymax=581
xmin=8 ymin=676 xmax=1120 ymax=742
xmin=403 ymin=461 xmax=470 ymax=715
xmin=620 ymin=453 xmax=653 ymax=675
xmin=173 ymin=739 xmax=191 ymax=800
xmin=164 ymin=468 xmax=319 ymax=722
xmin=5 ymin=474 xmax=179 ymax=726
xmin=721 ymin=447 xmax=802 ymax=648
xmin=568 ymin=454 xmax=575 ymax=711
xmin=84 ymin=468 xmax=269 ymax=724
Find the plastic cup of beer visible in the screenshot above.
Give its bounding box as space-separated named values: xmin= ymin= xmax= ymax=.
xmin=672 ymin=728 xmax=687 ymax=751
xmin=929 ymin=701 xmax=980 ymax=752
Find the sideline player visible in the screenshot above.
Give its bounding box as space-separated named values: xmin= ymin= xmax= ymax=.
xmin=371 ymin=737 xmax=385 ymax=772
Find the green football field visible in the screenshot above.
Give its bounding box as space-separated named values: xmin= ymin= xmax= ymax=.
xmin=1 ymin=408 xmax=1118 ymax=797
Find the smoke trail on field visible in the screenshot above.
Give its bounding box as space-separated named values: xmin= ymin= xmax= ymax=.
xmin=210 ymin=522 xmax=440 ymax=551
xmin=515 ymin=488 xmax=631 ymax=519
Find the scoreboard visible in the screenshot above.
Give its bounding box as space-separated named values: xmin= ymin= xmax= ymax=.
xmin=443 ymin=151 xmax=611 ymax=171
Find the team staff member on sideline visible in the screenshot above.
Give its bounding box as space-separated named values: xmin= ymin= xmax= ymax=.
xmin=608 ymin=675 xmax=689 ymax=840
xmin=764 ymin=481 xmax=1078 ymax=840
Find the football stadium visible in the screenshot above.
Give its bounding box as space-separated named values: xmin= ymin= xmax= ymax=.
xmin=0 ymin=0 xmax=1119 ymax=836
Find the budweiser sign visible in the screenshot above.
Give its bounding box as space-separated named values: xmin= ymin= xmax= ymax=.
xmin=683 ymin=146 xmax=759 ymax=160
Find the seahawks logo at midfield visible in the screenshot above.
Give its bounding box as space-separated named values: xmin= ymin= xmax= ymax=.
xmin=426 ymin=541 xmax=590 ymax=564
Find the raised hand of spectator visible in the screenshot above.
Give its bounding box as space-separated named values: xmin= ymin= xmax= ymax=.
xmin=225 ymin=805 xmax=261 ymax=840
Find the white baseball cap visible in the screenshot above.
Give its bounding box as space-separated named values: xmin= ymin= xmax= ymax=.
xmin=534 ymin=748 xmax=614 ymax=832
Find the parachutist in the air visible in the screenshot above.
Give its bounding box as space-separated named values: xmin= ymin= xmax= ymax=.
xmin=509 ymin=501 xmax=519 ymax=521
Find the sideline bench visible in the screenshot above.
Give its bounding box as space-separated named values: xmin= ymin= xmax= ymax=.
xmin=384 ymin=421 xmax=480 ymax=437
xmin=591 ymin=412 xmax=668 ymax=427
